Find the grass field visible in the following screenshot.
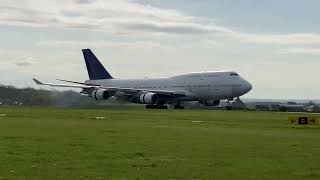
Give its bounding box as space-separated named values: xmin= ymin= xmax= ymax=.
xmin=0 ymin=107 xmax=320 ymax=179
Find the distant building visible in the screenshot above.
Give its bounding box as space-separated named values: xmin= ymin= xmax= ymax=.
xmin=305 ymin=105 xmax=320 ymax=113
xmin=255 ymin=105 xmax=271 ymax=111
xmin=279 ymin=104 xmax=304 ymax=112
xmin=270 ymin=104 xmax=280 ymax=111
xmin=249 ymin=102 xmax=282 ymax=111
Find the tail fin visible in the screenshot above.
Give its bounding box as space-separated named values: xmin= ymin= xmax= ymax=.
xmin=82 ymin=49 xmax=114 ymax=80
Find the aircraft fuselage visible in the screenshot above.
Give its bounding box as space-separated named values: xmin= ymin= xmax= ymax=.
xmin=86 ymin=71 xmax=252 ymax=102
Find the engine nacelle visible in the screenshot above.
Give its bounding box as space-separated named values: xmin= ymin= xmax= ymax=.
xmin=91 ymin=89 xmax=111 ymax=100
xmin=199 ymin=100 xmax=220 ymax=106
xmin=139 ymin=93 xmax=159 ymax=104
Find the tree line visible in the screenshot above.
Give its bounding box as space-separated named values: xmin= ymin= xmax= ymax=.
xmin=0 ymin=85 xmax=108 ymax=107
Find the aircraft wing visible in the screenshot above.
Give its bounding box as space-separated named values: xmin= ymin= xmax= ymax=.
xmin=33 ymin=78 xmax=97 ymax=89
xmin=33 ymin=78 xmax=186 ymax=97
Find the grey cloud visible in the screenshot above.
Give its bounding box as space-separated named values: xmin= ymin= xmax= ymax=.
xmin=75 ymin=0 xmax=96 ymax=4
xmin=1 ymin=1 xmax=320 ymax=45
xmin=15 ymin=57 xmax=36 ymax=67
xmin=116 ymin=21 xmax=230 ymax=35
xmin=121 ymin=22 xmax=210 ymax=34
xmin=0 ymin=6 xmax=57 ymax=26
xmin=62 ymin=10 xmax=83 ymax=17
xmin=0 ymin=1 xmax=227 ymax=35
xmin=36 ymin=40 xmax=170 ymax=50
xmin=0 ymin=5 xmax=101 ymax=29
xmin=282 ymin=48 xmax=320 ymax=55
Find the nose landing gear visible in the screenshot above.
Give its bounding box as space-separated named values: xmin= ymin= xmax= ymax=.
xmin=226 ymin=99 xmax=233 ymax=110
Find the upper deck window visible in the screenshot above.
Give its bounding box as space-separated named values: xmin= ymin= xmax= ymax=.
xmin=230 ymin=73 xmax=239 ymax=76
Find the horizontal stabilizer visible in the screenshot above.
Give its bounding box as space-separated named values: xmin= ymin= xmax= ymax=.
xmin=33 ymin=78 xmax=44 ymax=85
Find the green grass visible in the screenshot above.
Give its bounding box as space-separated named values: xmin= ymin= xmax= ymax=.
xmin=0 ymin=107 xmax=320 ymax=180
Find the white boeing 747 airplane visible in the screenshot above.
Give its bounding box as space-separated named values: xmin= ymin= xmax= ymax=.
xmin=33 ymin=49 xmax=252 ymax=109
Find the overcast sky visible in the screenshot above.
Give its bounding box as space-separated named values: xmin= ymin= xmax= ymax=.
xmin=0 ymin=0 xmax=320 ymax=99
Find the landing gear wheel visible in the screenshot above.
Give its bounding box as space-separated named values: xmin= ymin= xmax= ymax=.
xmin=174 ymin=105 xmax=185 ymax=110
xmin=145 ymin=104 xmax=168 ymax=109
xmin=160 ymin=105 xmax=168 ymax=109
xmin=145 ymin=105 xmax=153 ymax=109
xmin=173 ymin=101 xmax=184 ymax=110
xmin=226 ymin=99 xmax=233 ymax=111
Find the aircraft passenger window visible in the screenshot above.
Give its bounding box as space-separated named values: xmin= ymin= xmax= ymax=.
xmin=230 ymin=73 xmax=239 ymax=76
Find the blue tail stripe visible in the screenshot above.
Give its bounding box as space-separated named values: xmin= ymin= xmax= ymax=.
xmin=82 ymin=49 xmax=113 ymax=80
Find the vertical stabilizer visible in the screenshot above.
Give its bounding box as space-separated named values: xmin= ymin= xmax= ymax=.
xmin=82 ymin=49 xmax=113 ymax=80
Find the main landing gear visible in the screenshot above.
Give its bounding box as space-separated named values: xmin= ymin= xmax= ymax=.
xmin=145 ymin=104 xmax=168 ymax=109
xmin=145 ymin=104 xmax=185 ymax=110
xmin=173 ymin=105 xmax=184 ymax=110
xmin=173 ymin=101 xmax=184 ymax=110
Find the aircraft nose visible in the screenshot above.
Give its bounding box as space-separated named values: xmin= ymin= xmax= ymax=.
xmin=244 ymin=81 xmax=252 ymax=93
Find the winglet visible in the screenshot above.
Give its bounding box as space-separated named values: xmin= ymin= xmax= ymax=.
xmin=33 ymin=78 xmax=44 ymax=85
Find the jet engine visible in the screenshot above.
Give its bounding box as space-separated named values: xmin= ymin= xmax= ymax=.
xmin=199 ymin=100 xmax=220 ymax=106
xmin=139 ymin=93 xmax=159 ymax=104
xmin=91 ymin=89 xmax=111 ymax=100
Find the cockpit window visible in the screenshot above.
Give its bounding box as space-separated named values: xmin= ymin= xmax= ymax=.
xmin=230 ymin=73 xmax=239 ymax=76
